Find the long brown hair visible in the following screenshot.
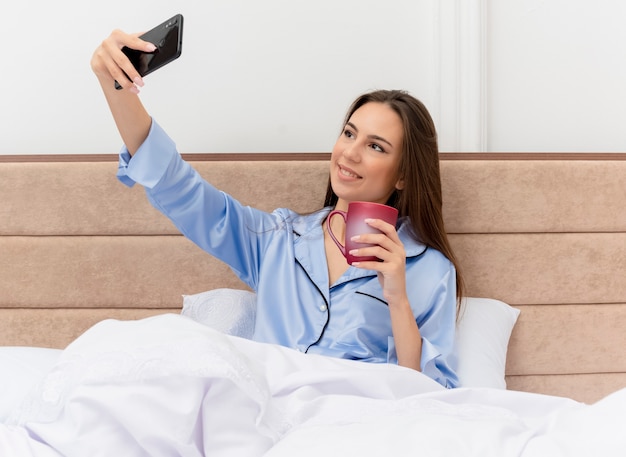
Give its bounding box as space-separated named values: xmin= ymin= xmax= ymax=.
xmin=324 ymin=89 xmax=464 ymax=301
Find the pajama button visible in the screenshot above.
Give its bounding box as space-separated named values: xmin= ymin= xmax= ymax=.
xmin=319 ymin=304 xmax=327 ymax=312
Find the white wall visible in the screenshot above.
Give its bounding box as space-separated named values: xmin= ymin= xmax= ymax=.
xmin=488 ymin=0 xmax=626 ymax=152
xmin=0 ymin=0 xmax=439 ymax=154
xmin=0 ymin=0 xmax=624 ymax=154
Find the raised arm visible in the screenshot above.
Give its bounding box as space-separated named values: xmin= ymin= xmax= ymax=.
xmin=90 ymin=29 xmax=156 ymax=155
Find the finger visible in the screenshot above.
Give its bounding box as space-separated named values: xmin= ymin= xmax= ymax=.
xmin=109 ymin=33 xmax=155 ymax=85
xmin=123 ymin=31 xmax=158 ymax=53
xmin=107 ymin=29 xmax=155 ymax=52
xmin=350 ymin=255 xmax=401 ymax=275
xmin=97 ymin=44 xmax=137 ymax=91
xmin=104 ymin=30 xmax=157 ymax=90
xmin=364 ymin=218 xmax=402 ymax=241
xmin=351 ymin=233 xmax=398 ymax=254
xmin=111 ymin=52 xmax=143 ymax=89
xmin=349 ymin=244 xmax=390 ymax=263
xmin=350 ymin=260 xmax=382 ymax=270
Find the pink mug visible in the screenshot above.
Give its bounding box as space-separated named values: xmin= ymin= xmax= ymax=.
xmin=327 ymin=201 xmax=399 ymax=264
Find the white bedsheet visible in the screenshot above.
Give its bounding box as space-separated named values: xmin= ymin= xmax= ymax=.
xmin=1 ymin=314 xmax=625 ymax=456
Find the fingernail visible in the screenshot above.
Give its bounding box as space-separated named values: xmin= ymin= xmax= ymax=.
xmin=349 ymin=249 xmax=358 ymax=256
xmin=351 ymin=235 xmax=361 ymax=242
xmin=364 ymin=218 xmax=374 ymax=223
xmin=146 ymin=43 xmax=157 ymax=52
xmin=129 ymin=86 xmax=140 ymax=95
xmin=133 ymin=76 xmax=144 ymax=87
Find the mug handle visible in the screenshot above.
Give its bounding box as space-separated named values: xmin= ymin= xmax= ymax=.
xmin=326 ymin=210 xmax=347 ymax=256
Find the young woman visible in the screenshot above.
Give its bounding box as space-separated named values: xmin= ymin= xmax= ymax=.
xmin=91 ymin=29 xmax=464 ymax=389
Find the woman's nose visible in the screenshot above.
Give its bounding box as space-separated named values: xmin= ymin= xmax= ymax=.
xmin=342 ymin=142 xmax=361 ymax=162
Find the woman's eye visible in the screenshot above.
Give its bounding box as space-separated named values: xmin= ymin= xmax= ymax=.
xmin=371 ymin=143 xmax=385 ymax=153
xmin=343 ymin=129 xmax=354 ymax=139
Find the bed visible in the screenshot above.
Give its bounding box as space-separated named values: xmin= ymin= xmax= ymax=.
xmin=0 ymin=152 xmax=625 ymax=456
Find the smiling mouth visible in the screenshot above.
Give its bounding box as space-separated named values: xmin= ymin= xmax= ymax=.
xmin=339 ymin=165 xmax=361 ymax=179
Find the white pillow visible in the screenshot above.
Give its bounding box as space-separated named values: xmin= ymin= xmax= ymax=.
xmin=180 ymin=290 xmax=520 ymax=390
xmin=455 ymin=297 xmax=521 ymax=389
xmin=182 ymin=288 xmax=257 ymax=339
xmin=0 ymin=346 xmax=62 ymax=422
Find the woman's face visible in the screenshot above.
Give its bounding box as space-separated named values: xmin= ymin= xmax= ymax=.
xmin=330 ymin=102 xmax=404 ymax=209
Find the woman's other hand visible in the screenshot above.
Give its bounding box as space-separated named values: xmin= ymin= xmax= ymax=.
xmin=349 ymin=218 xmax=407 ymax=305
xmin=90 ymin=29 xmax=156 ymax=94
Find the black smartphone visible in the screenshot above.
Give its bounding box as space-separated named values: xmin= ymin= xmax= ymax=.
xmin=114 ymin=14 xmax=184 ymax=89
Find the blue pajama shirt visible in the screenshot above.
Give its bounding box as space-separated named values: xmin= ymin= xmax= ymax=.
xmin=117 ymin=120 xmax=459 ymax=388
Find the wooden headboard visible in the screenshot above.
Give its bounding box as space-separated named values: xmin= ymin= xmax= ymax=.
xmin=1 ymin=152 xmax=624 ymax=404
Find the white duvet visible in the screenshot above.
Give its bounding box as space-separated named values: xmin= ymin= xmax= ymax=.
xmin=1 ymin=314 xmax=625 ymax=456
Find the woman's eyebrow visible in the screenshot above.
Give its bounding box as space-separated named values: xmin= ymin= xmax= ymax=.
xmin=346 ymin=122 xmax=394 ymax=148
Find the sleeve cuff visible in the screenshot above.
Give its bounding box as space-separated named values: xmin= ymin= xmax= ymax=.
xmin=387 ymin=336 xmax=457 ymax=388
xmin=116 ymin=119 xmax=178 ymax=189
xmin=421 ymin=337 xmax=458 ymax=389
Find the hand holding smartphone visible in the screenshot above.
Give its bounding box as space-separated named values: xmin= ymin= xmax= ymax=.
xmin=115 ymin=14 xmax=184 ymax=90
